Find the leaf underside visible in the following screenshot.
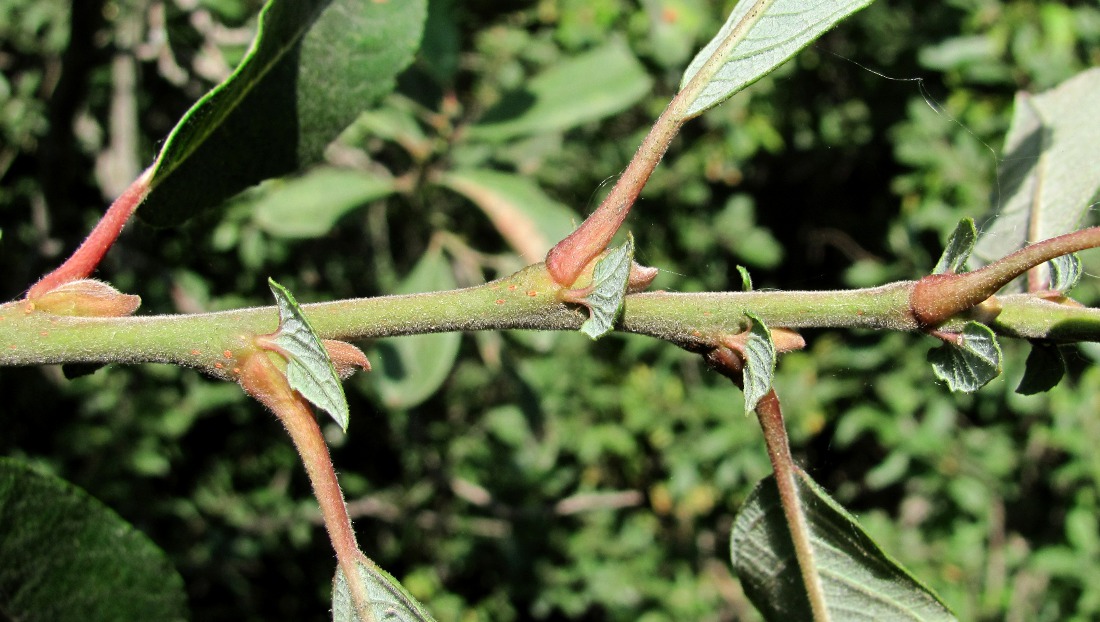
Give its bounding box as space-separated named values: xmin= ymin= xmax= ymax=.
xmin=928 ymin=321 xmax=1003 ymax=393
xmin=933 ymin=218 xmax=977 ymax=275
xmin=332 ymin=559 xmax=437 ymax=622
xmin=580 ymin=234 xmax=636 ymax=339
xmin=731 ymin=471 xmax=956 ymax=622
xmin=742 ymin=312 xmax=775 ymax=413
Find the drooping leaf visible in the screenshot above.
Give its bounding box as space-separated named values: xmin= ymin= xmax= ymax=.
xmin=1016 ymin=342 xmax=1067 ymax=396
xmin=973 ymin=69 xmax=1100 ymax=289
xmin=251 ymin=168 xmax=396 ymax=239
xmin=928 ymin=321 xmax=1003 ymax=392
xmin=141 ymin=0 xmax=427 ymax=226
xmin=738 ymin=265 xmax=753 ymax=291
xmin=0 ymin=457 xmax=188 ymax=622
xmin=579 ymin=234 xmax=635 ymax=340
xmin=741 ymin=312 xmax=775 ymax=413
xmin=1049 ymin=253 xmax=1081 ymax=293
xmin=438 ymin=169 xmax=579 ymax=262
xmin=332 ymin=558 xmax=436 ymax=622
xmin=677 ymin=0 xmax=875 ymax=119
xmin=468 ymin=39 xmax=653 ymax=142
xmin=373 ymin=247 xmax=462 ymax=409
xmin=933 ymin=217 xmax=977 ymax=275
xmin=268 ymin=278 xmax=351 ymax=430
xmin=731 ymin=471 xmax=956 ymax=622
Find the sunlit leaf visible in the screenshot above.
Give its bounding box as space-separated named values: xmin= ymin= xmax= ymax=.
xmin=1049 ymin=253 xmax=1081 ymax=293
xmin=928 ymin=321 xmax=1002 ymax=392
xmin=933 ymin=218 xmax=977 ymax=275
xmin=742 ymin=312 xmax=774 ymax=413
xmin=332 ymin=558 xmax=436 ymax=621
xmin=252 ymin=168 xmax=396 ymax=239
xmin=141 ymin=0 xmax=426 ymax=226
xmin=0 ymin=458 xmax=188 ymax=622
xmin=738 ymin=265 xmax=754 ymax=291
xmin=268 ymin=278 xmax=351 ymax=430
xmin=731 ymin=471 xmax=956 ymax=621
xmin=677 ymin=0 xmax=874 ymax=119
xmin=579 ymin=234 xmax=634 ymax=340
xmin=974 ymin=69 xmax=1100 ymax=289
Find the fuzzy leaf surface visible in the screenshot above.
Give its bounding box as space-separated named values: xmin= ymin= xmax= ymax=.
xmin=141 ymin=0 xmax=426 ymax=226
xmin=731 ymin=471 xmax=956 ymax=621
xmin=252 ymin=168 xmax=396 ymax=239
xmin=974 ymin=69 xmax=1100 ymax=289
xmin=928 ymin=321 xmax=1003 ymax=393
xmin=0 ymin=458 xmax=188 ymax=622
xmin=933 ymin=218 xmax=977 ymax=275
xmin=580 ymin=234 xmax=635 ymax=340
xmin=678 ymin=0 xmax=874 ymax=118
xmin=1049 ymin=253 xmax=1081 ymax=293
xmin=269 ymin=278 xmax=350 ymax=430
xmin=742 ymin=312 xmax=775 ymax=413
xmin=332 ymin=558 xmax=436 ymax=622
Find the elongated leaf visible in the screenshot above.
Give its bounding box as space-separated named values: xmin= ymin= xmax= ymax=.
xmin=373 ymin=247 xmax=461 ymax=409
xmin=731 ymin=471 xmax=956 ymax=622
xmin=468 ymin=39 xmax=652 ymax=142
xmin=1049 ymin=253 xmax=1081 ymax=293
xmin=141 ymin=0 xmax=426 ymax=226
xmin=928 ymin=321 xmax=1002 ymax=393
xmin=332 ymin=558 xmax=436 ymax=622
xmin=0 ymin=458 xmax=188 ymax=622
xmin=974 ymin=69 xmax=1100 ymax=289
xmin=269 ymin=278 xmax=351 ymax=430
xmin=741 ymin=313 xmax=775 ymax=413
xmin=678 ymin=0 xmax=874 ymax=119
xmin=933 ymin=218 xmax=977 ymax=275
xmin=1016 ymin=342 xmax=1066 ymax=396
xmin=438 ymin=169 xmax=579 ymax=262
xmin=579 ymin=234 xmax=634 ymax=340
xmin=738 ymin=265 xmax=754 ymax=291
xmin=252 ymin=167 xmax=396 ymax=238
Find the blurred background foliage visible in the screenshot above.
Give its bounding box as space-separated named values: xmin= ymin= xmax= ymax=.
xmin=2 ymin=0 xmax=1100 ymax=620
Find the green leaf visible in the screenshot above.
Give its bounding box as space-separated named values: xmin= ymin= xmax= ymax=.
xmin=141 ymin=0 xmax=427 ymax=226
xmin=928 ymin=321 xmax=1003 ymax=392
xmin=332 ymin=558 xmax=437 ymax=622
xmin=438 ymin=169 xmax=579 ymax=262
xmin=974 ymin=69 xmax=1100 ymax=289
xmin=1049 ymin=253 xmax=1081 ymax=293
xmin=741 ymin=312 xmax=775 ymax=413
xmin=731 ymin=471 xmax=956 ymax=622
xmin=0 ymin=457 xmax=188 ymax=622
xmin=579 ymin=234 xmax=634 ymax=340
xmin=677 ymin=0 xmax=874 ymax=119
xmin=1016 ymin=342 xmax=1067 ymax=396
xmin=268 ymin=278 xmax=351 ymax=430
xmin=933 ymin=217 xmax=977 ymax=275
xmin=252 ymin=167 xmax=396 ymax=239
xmin=373 ymin=247 xmax=462 ymax=409
xmin=737 ymin=265 xmax=753 ymax=291
xmin=468 ymin=39 xmax=653 ymax=142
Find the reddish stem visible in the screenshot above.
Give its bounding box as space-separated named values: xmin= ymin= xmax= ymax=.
xmin=27 ymin=167 xmax=152 ymax=299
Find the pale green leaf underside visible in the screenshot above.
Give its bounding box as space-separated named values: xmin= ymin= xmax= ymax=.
xmin=142 ymin=0 xmax=426 ymax=226
xmin=0 ymin=458 xmax=188 ymax=622
xmin=332 ymin=559 xmax=436 ymax=622
xmin=580 ymin=234 xmax=635 ymax=339
xmin=268 ymin=278 xmax=350 ymax=430
xmin=742 ymin=312 xmax=775 ymax=413
xmin=252 ymin=167 xmax=396 ymax=239
xmin=678 ymin=0 xmax=874 ymax=118
xmin=731 ymin=471 xmax=956 ymax=622
xmin=933 ymin=218 xmax=977 ymax=275
xmin=974 ymin=69 xmax=1100 ymax=290
xmin=468 ymin=38 xmax=652 ymax=142
xmin=928 ymin=321 xmax=1002 ymax=393
xmin=373 ymin=247 xmax=462 ymax=409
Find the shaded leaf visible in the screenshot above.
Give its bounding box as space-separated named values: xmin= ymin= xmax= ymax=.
xmin=251 ymin=168 xmax=396 ymax=239
xmin=928 ymin=321 xmax=1002 ymax=392
xmin=438 ymin=169 xmax=579 ymax=262
xmin=1016 ymin=342 xmax=1066 ymax=396
xmin=142 ymin=0 xmax=426 ymax=226
xmin=332 ymin=558 xmax=436 ymax=622
xmin=468 ymin=39 xmax=652 ymax=142
xmin=678 ymin=0 xmax=874 ymax=119
xmin=933 ymin=218 xmax=977 ymax=275
xmin=1049 ymin=253 xmax=1081 ymax=293
xmin=974 ymin=69 xmax=1100 ymax=289
xmin=0 ymin=457 xmax=188 ymax=622
xmin=580 ymin=234 xmax=634 ymax=340
xmin=742 ymin=312 xmax=774 ymax=413
xmin=268 ymin=278 xmax=350 ymax=430
xmin=374 ymin=247 xmax=461 ymax=409
xmin=731 ymin=471 xmax=956 ymax=622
